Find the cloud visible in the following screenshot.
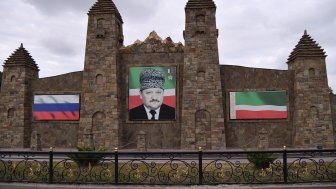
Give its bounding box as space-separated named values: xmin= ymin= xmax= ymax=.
xmin=114 ymin=0 xmax=161 ymax=22
xmin=0 ymin=0 xmax=88 ymax=77
xmin=218 ymin=0 xmax=336 ymax=65
xmin=40 ymin=37 xmax=77 ymax=56
xmin=1 ymin=0 xmax=336 ymax=90
xmin=24 ymin=0 xmax=95 ymax=15
xmin=115 ymin=0 xmax=183 ymax=45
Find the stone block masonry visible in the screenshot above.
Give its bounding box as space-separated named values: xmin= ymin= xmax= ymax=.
xmin=0 ymin=0 xmax=335 ymax=150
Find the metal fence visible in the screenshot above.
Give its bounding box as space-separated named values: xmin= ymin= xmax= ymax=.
xmin=1 ymin=148 xmax=336 ymax=185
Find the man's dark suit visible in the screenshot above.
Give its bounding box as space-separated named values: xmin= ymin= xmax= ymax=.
xmin=129 ymin=104 xmax=175 ymax=120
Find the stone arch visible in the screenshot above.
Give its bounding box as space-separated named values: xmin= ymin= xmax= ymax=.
xmin=309 ymin=68 xmax=315 ymax=78
xmin=195 ymin=109 xmax=211 ymax=149
xmin=7 ymin=108 xmax=15 ymax=118
xmin=96 ymin=18 xmax=106 ymax=38
xmin=196 ymin=14 xmax=205 ymax=26
xmin=91 ymin=111 xmax=106 ymax=147
xmin=97 ymin=18 xmax=105 ymax=29
xmin=309 ymin=106 xmax=319 ymax=119
xmin=96 ymin=74 xmax=103 ymax=85
xmin=10 ymin=75 xmax=16 ymax=82
xmin=195 ymin=14 xmax=206 ymax=35
xmin=197 ymin=66 xmax=205 ymax=81
xmin=92 ymin=111 xmax=105 ymax=129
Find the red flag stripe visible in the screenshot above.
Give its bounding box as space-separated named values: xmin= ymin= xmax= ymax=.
xmin=129 ymin=96 xmax=175 ymax=109
xmin=236 ymin=110 xmax=287 ymax=119
xmin=34 ymin=112 xmax=79 ymax=121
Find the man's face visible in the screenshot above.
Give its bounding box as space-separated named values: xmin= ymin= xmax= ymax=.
xmin=140 ymin=88 xmax=164 ymax=110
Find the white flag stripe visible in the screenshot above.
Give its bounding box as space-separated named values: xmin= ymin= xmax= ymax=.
xmin=129 ymin=89 xmax=175 ymax=96
xmin=229 ymin=92 xmax=236 ymax=119
xmin=235 ymin=105 xmax=287 ymax=111
xmin=34 ymin=95 xmax=79 ymax=104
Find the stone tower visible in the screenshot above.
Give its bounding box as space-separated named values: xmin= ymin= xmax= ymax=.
xmin=0 ymin=44 xmax=39 ymax=148
xmin=181 ymin=0 xmax=226 ymax=150
xmin=288 ymin=30 xmax=334 ymax=148
xmin=78 ymin=0 xmax=123 ymax=149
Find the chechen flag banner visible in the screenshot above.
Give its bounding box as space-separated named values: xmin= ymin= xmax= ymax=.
xmin=230 ymin=91 xmax=287 ymax=120
xmin=129 ymin=66 xmax=176 ymax=109
xmin=33 ymin=95 xmax=80 ymax=121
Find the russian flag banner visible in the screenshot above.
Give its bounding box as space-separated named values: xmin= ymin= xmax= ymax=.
xmin=33 ymin=95 xmax=80 ymax=121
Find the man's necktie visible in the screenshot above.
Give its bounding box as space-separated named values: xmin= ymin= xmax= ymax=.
xmin=150 ymin=110 xmax=156 ymax=120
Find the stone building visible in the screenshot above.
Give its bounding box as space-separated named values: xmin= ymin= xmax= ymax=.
xmin=0 ymin=0 xmax=335 ymax=150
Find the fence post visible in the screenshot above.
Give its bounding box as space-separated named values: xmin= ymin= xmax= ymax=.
xmin=283 ymin=146 xmax=288 ymax=183
xmin=48 ymin=147 xmax=54 ymax=184
xmin=198 ymin=147 xmax=203 ymax=185
xmin=114 ymin=147 xmax=119 ymax=185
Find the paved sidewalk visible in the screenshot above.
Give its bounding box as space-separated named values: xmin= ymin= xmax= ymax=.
xmin=1 ymin=183 xmax=336 ymax=189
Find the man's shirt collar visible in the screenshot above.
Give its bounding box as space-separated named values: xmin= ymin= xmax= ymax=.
xmin=143 ymin=105 xmax=160 ymax=120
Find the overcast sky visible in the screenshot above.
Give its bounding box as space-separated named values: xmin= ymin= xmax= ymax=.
xmin=1 ymin=0 xmax=335 ymax=90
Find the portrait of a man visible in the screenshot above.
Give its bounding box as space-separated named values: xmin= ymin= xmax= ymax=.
xmin=129 ymin=67 xmax=176 ymax=121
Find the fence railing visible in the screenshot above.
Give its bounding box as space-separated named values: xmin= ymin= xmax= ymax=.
xmin=1 ymin=148 xmax=336 ymax=185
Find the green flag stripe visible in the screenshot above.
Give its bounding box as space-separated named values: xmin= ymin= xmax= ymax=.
xmin=235 ymin=91 xmax=286 ymax=106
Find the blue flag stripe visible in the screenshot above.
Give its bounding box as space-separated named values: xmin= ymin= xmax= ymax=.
xmin=33 ymin=103 xmax=79 ymax=112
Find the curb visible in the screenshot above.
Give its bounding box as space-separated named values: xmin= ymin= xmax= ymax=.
xmin=1 ymin=183 xmax=336 ymax=189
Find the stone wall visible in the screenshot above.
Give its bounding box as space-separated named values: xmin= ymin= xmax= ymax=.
xmin=0 ymin=65 xmax=38 ymax=148
xmin=2 ymin=0 xmax=336 ymax=150
xmin=290 ymin=58 xmax=334 ymax=148
xmin=31 ymin=122 xmax=78 ymax=148
xmin=30 ymin=71 xmax=83 ymax=148
xmin=119 ymin=52 xmax=183 ymax=149
xmin=332 ymin=94 xmax=336 ymax=144
xmin=31 ymin=71 xmax=83 ymax=92
xmin=181 ymin=3 xmax=226 ymax=150
xmin=0 ymin=71 xmax=2 ymax=89
xmin=78 ymin=10 xmax=122 ymax=150
xmin=220 ymin=65 xmax=294 ymax=148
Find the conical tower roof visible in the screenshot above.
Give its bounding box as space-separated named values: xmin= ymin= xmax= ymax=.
xmin=287 ymin=30 xmax=326 ymax=64
xmin=186 ymin=0 xmax=216 ymax=9
xmin=88 ymin=0 xmax=123 ymax=22
xmin=4 ymin=43 xmax=39 ymax=70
